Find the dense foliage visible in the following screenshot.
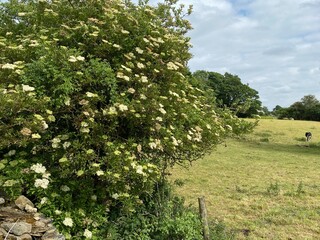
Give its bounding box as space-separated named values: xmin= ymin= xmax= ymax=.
xmin=272 ymin=95 xmax=320 ymax=121
xmin=193 ymin=70 xmax=262 ymax=118
xmin=0 ymin=0 xmax=255 ymax=238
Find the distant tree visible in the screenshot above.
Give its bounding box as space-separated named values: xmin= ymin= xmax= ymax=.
xmin=272 ymin=105 xmax=289 ymax=119
xmin=286 ymin=101 xmax=305 ymax=120
xmin=193 ymin=71 xmax=262 ymax=118
xmin=273 ymin=105 xmax=283 ymax=112
xmin=261 ymin=106 xmax=270 ymax=116
xmin=275 ymin=95 xmax=320 ymax=121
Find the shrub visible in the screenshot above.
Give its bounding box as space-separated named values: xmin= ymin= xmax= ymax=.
xmin=0 ymin=0 xmax=255 ymax=238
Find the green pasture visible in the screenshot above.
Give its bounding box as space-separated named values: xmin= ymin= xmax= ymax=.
xmin=170 ymin=119 xmax=320 ymax=239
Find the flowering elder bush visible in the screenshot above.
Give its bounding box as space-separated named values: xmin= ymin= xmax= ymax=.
xmin=0 ymin=0 xmax=255 ymax=238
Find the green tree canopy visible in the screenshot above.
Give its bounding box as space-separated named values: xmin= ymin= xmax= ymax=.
xmin=193 ymin=70 xmax=262 ymax=118
xmin=278 ymin=95 xmax=320 ymax=121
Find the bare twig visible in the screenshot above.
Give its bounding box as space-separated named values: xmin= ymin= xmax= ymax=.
xmin=4 ymin=218 xmax=20 ymax=240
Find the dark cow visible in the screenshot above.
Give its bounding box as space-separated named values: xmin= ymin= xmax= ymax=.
xmin=305 ymin=132 xmax=312 ymax=142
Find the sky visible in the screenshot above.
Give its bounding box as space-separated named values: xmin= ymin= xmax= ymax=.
xmin=133 ymin=0 xmax=320 ymax=110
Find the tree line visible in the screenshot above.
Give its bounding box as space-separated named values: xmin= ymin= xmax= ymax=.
xmin=272 ymin=95 xmax=320 ymax=121
xmin=192 ymin=71 xmax=320 ymax=122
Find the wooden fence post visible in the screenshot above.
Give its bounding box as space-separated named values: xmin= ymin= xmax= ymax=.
xmin=198 ymin=196 xmax=210 ymax=240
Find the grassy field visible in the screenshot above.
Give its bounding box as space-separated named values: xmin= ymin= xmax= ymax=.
xmin=169 ymin=119 xmax=320 ymax=239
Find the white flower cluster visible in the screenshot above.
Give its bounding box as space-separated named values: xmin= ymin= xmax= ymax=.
xmin=80 ymin=121 xmax=90 ymax=133
xmin=118 ymin=104 xmax=128 ymax=112
xmin=171 ymin=136 xmax=181 ymax=146
xmin=68 ymin=55 xmax=85 ymax=62
xmin=2 ymin=63 xmax=17 ymax=69
xmin=40 ymin=197 xmax=48 ymax=205
xmin=60 ymin=185 xmax=70 ymax=192
xmin=51 ymin=137 xmax=61 ymax=148
xmin=7 ymin=150 xmax=16 ymax=156
xmin=136 ymin=165 xmax=144 ymax=175
xmin=135 ymin=47 xmax=144 ymax=54
xmin=63 ymin=217 xmax=73 ymax=227
xmin=31 ymin=133 xmax=41 ymax=139
xmin=86 ymin=92 xmax=98 ymax=98
xmin=187 ymin=126 xmax=203 ymax=142
xmin=96 ymin=170 xmax=104 ymax=176
xmin=225 ymin=125 xmax=233 ymax=131
xmin=30 ymin=163 xmax=46 ymax=174
xmin=34 ymin=178 xmax=49 ymax=189
xmin=127 ymin=88 xmax=135 ymax=94
xmin=116 ymin=72 xmax=130 ymax=81
xmin=30 ymin=163 xmax=51 ymax=189
xmin=83 ymin=229 xmax=92 ymax=239
xmin=22 ymin=84 xmax=35 ymax=92
xmin=166 ymin=61 xmax=179 ymax=70
xmin=148 ymin=139 xmax=163 ymax=151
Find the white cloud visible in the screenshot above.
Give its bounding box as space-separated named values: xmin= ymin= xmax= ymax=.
xmin=132 ymin=0 xmax=320 ymax=109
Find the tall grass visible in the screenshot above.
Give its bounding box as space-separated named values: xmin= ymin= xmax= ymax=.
xmin=170 ymin=119 xmax=320 ymax=239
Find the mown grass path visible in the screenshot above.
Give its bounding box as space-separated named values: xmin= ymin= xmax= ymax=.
xmin=170 ymin=119 xmax=320 ymax=239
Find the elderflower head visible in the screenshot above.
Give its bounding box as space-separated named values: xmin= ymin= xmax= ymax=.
xmin=137 ymin=62 xmax=145 ymax=69
xmin=136 ymin=165 xmax=144 ymax=175
xmin=68 ymin=56 xmax=84 ymax=62
xmin=55 ymin=210 xmax=62 ymax=215
xmin=91 ymin=195 xmax=97 ymax=201
xmin=40 ymin=197 xmax=48 ymax=205
xmin=86 ymin=92 xmax=98 ymax=98
xmin=64 ymin=97 xmax=71 ymax=106
xmin=76 ymin=56 xmax=85 ymax=61
xmin=51 ymin=137 xmax=61 ymax=148
xmin=30 ymin=163 xmax=46 ymax=174
xmin=127 ymin=88 xmax=135 ymax=94
xmin=42 ymin=121 xmax=48 ymax=130
xmin=68 ymin=56 xmax=77 ymax=62
xmin=96 ymin=170 xmax=104 ymax=176
xmin=83 ymin=229 xmax=92 ymax=239
xmin=118 ymin=104 xmax=128 ymax=111
xmin=171 ymin=136 xmax=179 ymax=146
xmin=63 ymin=141 xmax=71 ymax=149
xmin=31 ymin=133 xmax=41 ymax=139
xmin=159 ymin=108 xmax=166 ymax=115
xmin=121 ymin=29 xmax=130 ymax=34
xmin=166 ymin=61 xmax=179 ymax=70
xmin=42 ymin=172 xmax=51 ymax=179
xmin=140 ymin=94 xmax=147 ymax=100
xmin=34 ymin=178 xmax=49 ymax=189
xmin=135 ymin=47 xmax=144 ymax=54
xmin=2 ymin=63 xmax=17 ymax=69
xmin=22 ymin=84 xmax=35 ymax=92
xmin=60 ymin=185 xmax=70 ymax=192
xmin=7 ymin=150 xmax=16 ymax=156
xmin=63 ymin=217 xmax=73 ymax=227
xmin=141 ymin=76 xmax=148 ymax=83
xmin=149 ymin=142 xmax=157 ymax=149
xmin=112 ymin=193 xmax=119 ymax=199
xmin=225 ymin=125 xmax=233 ymax=131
